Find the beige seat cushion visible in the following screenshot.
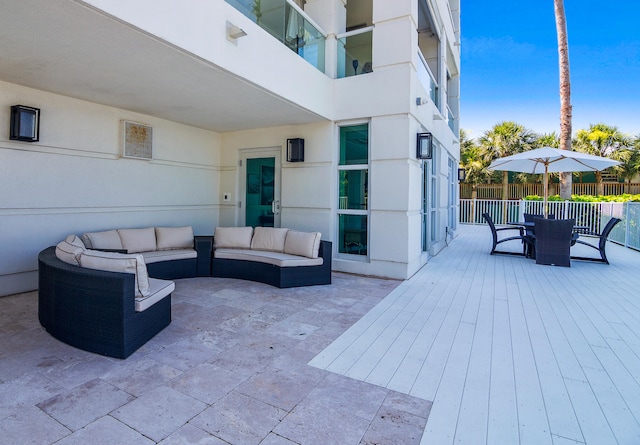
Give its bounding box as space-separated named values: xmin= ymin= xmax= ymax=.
xmin=284 ymin=231 xmax=322 ymax=258
xmin=251 ymin=227 xmax=289 ymax=252
xmin=81 ymin=230 xmax=123 ymax=250
xmin=155 ymin=226 xmax=194 ymax=250
xmin=135 ymin=278 xmax=174 ymax=312
xmin=214 ymin=248 xmax=323 ymax=267
xmin=141 ymin=249 xmax=197 ymax=264
xmin=79 ymin=250 xmax=150 ymax=297
xmin=117 ymin=228 xmax=157 ymax=254
xmin=214 ymin=226 xmax=254 ymax=249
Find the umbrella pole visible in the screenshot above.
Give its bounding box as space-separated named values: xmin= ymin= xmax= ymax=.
xmin=543 ymin=164 xmax=549 ymax=218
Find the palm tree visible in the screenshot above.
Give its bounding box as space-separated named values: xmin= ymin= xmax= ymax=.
xmin=610 ymin=147 xmax=640 ymax=192
xmin=554 ymin=0 xmax=573 ymax=199
xmin=479 ymin=121 xmax=537 ymax=200
xmin=573 ymin=123 xmax=632 ymax=195
xmin=460 ymin=130 xmax=492 ymax=200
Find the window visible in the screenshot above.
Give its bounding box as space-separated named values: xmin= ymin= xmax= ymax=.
xmin=338 ymin=124 xmax=369 ymax=256
xmin=448 ymin=157 xmax=457 ymax=233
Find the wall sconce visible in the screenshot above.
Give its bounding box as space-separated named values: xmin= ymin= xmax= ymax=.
xmin=226 ymin=21 xmax=247 ymax=42
xmin=287 ymin=138 xmax=304 ymax=162
xmin=416 ymin=132 xmax=432 ymax=159
xmin=10 ymin=105 xmax=40 ymax=142
xmin=458 ymin=168 xmax=466 ymax=182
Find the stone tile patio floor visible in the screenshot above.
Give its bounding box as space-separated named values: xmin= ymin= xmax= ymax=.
xmin=0 ymin=271 xmax=431 ymax=445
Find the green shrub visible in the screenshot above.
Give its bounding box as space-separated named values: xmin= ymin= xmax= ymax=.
xmin=523 ymin=193 xmax=640 ymax=202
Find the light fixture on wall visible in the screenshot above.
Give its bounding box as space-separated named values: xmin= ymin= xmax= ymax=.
xmin=416 ymin=132 xmax=432 ymax=159
xmin=287 ymin=138 xmax=304 ymax=162
xmin=458 ymin=168 xmax=466 ymax=182
xmin=10 ymin=105 xmax=40 ymax=142
xmin=226 ymin=21 xmax=247 ymax=42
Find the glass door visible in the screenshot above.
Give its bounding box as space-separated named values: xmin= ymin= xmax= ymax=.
xmin=240 ymin=149 xmax=281 ymax=228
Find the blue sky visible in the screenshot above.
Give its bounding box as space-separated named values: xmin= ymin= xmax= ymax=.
xmin=460 ymin=1 xmax=640 ymax=140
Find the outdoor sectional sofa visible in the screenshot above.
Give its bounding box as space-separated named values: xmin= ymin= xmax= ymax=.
xmin=211 ymin=226 xmax=332 ymax=288
xmin=37 ymin=225 xmax=331 ymax=358
xmin=38 ymin=226 xmax=206 ymax=358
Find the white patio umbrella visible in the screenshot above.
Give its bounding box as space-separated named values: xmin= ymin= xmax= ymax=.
xmin=488 ymin=147 xmax=620 ymax=218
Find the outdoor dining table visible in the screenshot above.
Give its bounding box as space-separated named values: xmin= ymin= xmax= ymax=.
xmin=507 ymin=220 xmax=587 ymax=262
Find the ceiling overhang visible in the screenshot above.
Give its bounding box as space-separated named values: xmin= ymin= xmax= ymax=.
xmin=0 ymin=0 xmax=327 ymax=133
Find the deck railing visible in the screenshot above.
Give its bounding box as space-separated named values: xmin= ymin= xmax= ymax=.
xmin=460 ymin=199 xmax=637 ymax=250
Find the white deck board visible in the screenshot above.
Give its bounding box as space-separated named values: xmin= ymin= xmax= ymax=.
xmin=309 ymin=224 xmax=640 ymax=444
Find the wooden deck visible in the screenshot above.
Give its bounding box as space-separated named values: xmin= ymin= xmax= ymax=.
xmin=310 ymin=224 xmax=640 ymax=445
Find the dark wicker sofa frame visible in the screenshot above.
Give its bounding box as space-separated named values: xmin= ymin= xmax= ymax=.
xmin=211 ymin=240 xmax=332 ymax=288
xmin=38 ymin=247 xmax=172 ymax=359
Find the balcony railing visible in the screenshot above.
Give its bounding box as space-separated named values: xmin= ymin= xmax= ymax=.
xmin=417 ymin=50 xmax=438 ymax=108
xmin=460 ymin=198 xmax=634 ymax=249
xmin=225 ymin=0 xmax=326 ymax=72
xmin=447 ymin=104 xmax=457 ymax=134
xmin=337 ymin=27 xmax=374 ymax=78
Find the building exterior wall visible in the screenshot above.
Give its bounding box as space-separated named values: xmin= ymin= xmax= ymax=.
xmin=0 ymin=0 xmax=460 ymax=295
xmin=0 ymin=81 xmax=221 ymax=295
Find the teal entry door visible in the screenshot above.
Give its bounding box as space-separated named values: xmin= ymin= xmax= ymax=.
xmin=245 ymin=157 xmax=280 ymax=228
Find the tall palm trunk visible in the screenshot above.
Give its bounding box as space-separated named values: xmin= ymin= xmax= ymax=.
xmin=502 ymin=171 xmax=509 ymax=200
xmin=554 ymin=0 xmax=572 ymax=199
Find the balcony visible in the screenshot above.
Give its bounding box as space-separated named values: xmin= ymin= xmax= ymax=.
xmin=447 ymin=103 xmax=458 ymax=134
xmin=337 ymin=27 xmax=374 ymax=78
xmin=417 ymin=50 xmax=439 ymax=108
xmin=225 ymin=0 xmax=326 ymax=72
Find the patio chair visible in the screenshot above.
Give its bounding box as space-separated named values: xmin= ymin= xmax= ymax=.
xmin=571 ymin=217 xmax=622 ymax=264
xmin=534 ymin=217 xmax=575 ymax=267
xmin=482 ymin=213 xmax=533 ymax=256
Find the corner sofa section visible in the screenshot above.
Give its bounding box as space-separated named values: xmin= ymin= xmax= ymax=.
xmin=211 ymin=226 xmax=332 ymax=288
xmin=38 ymin=226 xmax=207 ymax=359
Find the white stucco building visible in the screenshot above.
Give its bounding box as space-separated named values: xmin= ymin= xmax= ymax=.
xmin=0 ymin=0 xmax=460 ymax=296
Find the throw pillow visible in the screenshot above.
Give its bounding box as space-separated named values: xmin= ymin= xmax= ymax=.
xmin=79 ymin=250 xmax=150 ymax=297
xmin=155 ymin=226 xmax=194 ymax=250
xmin=251 ymin=227 xmax=289 ymax=252
xmin=117 ymin=228 xmax=157 ymax=254
xmin=214 ymin=226 xmax=254 ymax=249
xmin=284 ymin=231 xmax=322 ymax=258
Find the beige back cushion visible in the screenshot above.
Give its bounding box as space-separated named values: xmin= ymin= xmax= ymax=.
xmin=214 ymin=226 xmax=254 ymax=249
xmin=55 ymin=235 xmax=86 ymax=266
xmin=79 ymin=250 xmax=150 ymax=297
xmin=117 ymin=228 xmax=157 ymax=253
xmin=155 ymin=226 xmax=194 ymax=250
xmin=81 ymin=230 xmax=123 ymax=250
xmin=251 ymin=227 xmax=289 ymax=252
xmin=284 ymin=231 xmax=322 ymax=258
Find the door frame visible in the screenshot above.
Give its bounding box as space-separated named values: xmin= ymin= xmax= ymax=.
xmin=238 ymin=147 xmax=282 ymax=227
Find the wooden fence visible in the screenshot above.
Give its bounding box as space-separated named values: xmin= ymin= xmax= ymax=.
xmin=460 ymin=182 xmax=640 ymax=199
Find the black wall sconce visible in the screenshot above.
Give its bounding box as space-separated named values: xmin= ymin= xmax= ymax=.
xmin=287 ymin=138 xmax=304 ymax=162
xmin=416 ymin=132 xmax=432 ymax=159
xmin=10 ymin=105 xmax=40 ymax=142
xmin=458 ymin=168 xmax=466 ymax=182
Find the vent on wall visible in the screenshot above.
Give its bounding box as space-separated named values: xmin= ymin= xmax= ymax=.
xmin=123 ymin=121 xmax=153 ymax=160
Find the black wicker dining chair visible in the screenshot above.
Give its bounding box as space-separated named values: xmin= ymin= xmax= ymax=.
xmin=571 ymin=217 xmax=622 ymax=264
xmin=482 ymin=213 xmax=533 ymax=256
xmin=533 ymin=217 xmax=575 ymax=267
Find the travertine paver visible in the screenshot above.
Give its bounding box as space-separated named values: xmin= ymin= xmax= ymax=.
xmin=54 ymin=416 xmax=154 ymax=445
xmin=190 ymin=391 xmax=287 ymax=445
xmin=112 ymin=386 xmax=207 ymax=442
xmin=37 ymin=378 xmax=134 ymax=431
